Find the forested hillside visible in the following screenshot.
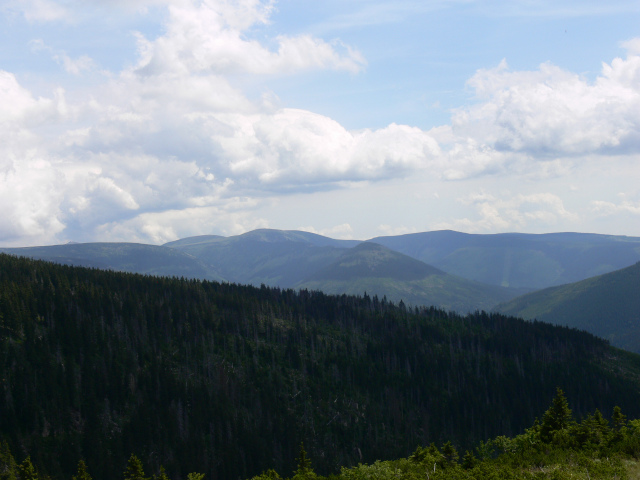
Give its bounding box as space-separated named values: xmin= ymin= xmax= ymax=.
xmin=164 ymin=229 xmax=358 ymax=287
xmin=2 ymin=254 xmax=640 ymax=480
xmin=6 ymin=229 xmax=640 ymax=316
xmin=0 ymin=243 xmax=225 ymax=282
xmin=5 ymin=389 xmax=640 ymax=480
xmin=295 ymin=242 xmax=520 ymax=312
xmin=496 ymin=262 xmax=640 ymax=352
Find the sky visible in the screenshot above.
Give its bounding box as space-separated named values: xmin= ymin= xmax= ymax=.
xmin=1 ymin=0 xmax=639 ymax=246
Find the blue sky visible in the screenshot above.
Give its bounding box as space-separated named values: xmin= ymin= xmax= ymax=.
xmin=1 ymin=0 xmax=639 ymax=245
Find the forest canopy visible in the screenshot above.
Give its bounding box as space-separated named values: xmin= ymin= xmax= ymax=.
xmin=3 ymin=389 xmax=640 ymax=479
xmin=1 ymin=254 xmax=640 ymax=480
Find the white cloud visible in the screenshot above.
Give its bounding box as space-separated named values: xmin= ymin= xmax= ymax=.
xmin=93 ymin=201 xmax=269 ymax=244
xmin=214 ymin=111 xmax=441 ymax=188
xmin=453 ymin=46 xmax=640 ymax=157
xmin=0 ymin=154 xmax=66 ymax=245
xmin=376 ymin=224 xmax=418 ymax=237
xmin=434 ymin=192 xmax=579 ymax=233
xmin=2 ymin=0 xmax=640 ymax=246
xmin=298 ymin=223 xmax=355 ymax=240
xmin=591 ymin=199 xmax=640 ymax=216
xmin=0 ymin=0 xmax=372 ymax=245
xmin=622 ymin=38 xmax=640 ymax=55
xmin=133 ymin=0 xmax=365 ymax=76
xmin=0 ymin=70 xmax=65 ymax=126
xmin=29 ymin=39 xmax=97 ymax=75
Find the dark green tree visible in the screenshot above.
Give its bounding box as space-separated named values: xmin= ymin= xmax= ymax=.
xmin=612 ymin=406 xmax=627 ymax=429
xmin=18 ymin=458 xmax=37 ymax=480
xmin=576 ymin=409 xmax=610 ymax=448
xmin=123 ymin=455 xmax=146 ymax=480
xmin=461 ymin=450 xmax=477 ymax=470
xmin=441 ymin=441 xmax=459 ymax=465
xmin=153 ymin=467 xmax=169 ymax=480
xmin=72 ymin=461 xmax=91 ymax=480
xmin=540 ymin=388 xmax=573 ymax=443
xmin=292 ymin=444 xmax=315 ymax=480
xmin=249 ymin=470 xmax=281 ymax=480
xmin=0 ymin=441 xmax=17 ymax=480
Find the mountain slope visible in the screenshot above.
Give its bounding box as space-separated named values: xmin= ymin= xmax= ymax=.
xmin=370 ymin=230 xmax=640 ymax=289
xmin=296 ymin=242 xmax=526 ymax=312
xmin=164 ymin=229 xmax=359 ymax=287
xmin=2 ymin=254 xmax=640 ymax=480
xmin=495 ymin=262 xmax=640 ymax=352
xmin=0 ymin=242 xmax=225 ymax=281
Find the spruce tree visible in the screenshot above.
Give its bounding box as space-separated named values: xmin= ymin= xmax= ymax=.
xmin=612 ymin=406 xmax=627 ymax=429
xmin=18 ymin=458 xmax=37 ymax=480
xmin=123 ymin=455 xmax=146 ymax=480
xmin=292 ymin=444 xmax=315 ymax=480
xmin=540 ymin=388 xmax=573 ymax=443
xmin=461 ymin=450 xmax=477 ymax=470
xmin=72 ymin=460 xmax=91 ymax=480
xmin=153 ymin=466 xmax=169 ymax=480
xmin=441 ymin=441 xmax=459 ymax=465
xmin=0 ymin=441 xmax=17 ymax=480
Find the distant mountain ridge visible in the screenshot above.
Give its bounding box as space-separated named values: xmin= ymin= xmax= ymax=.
xmin=296 ymin=242 xmax=521 ymax=313
xmin=3 ymin=228 xmax=640 ymax=316
xmin=370 ymin=230 xmax=640 ymax=289
xmin=0 ymin=242 xmax=225 ymax=281
xmin=164 ymin=229 xmax=359 ymax=287
xmin=495 ymin=261 xmax=640 ymax=352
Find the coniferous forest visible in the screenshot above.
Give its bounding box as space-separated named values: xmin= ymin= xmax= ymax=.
xmin=2 ymin=254 xmax=640 ymax=480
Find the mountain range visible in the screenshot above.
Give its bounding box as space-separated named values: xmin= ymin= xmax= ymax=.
xmin=369 ymin=230 xmax=640 ymax=289
xmin=2 ymin=228 xmax=640 ymax=351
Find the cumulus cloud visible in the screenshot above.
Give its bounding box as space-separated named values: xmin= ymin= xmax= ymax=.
xmin=0 ymin=71 xmax=73 ymax=245
xmin=434 ymin=192 xmax=579 ymax=233
xmin=133 ymin=0 xmax=366 ymax=76
xmin=93 ymin=201 xmax=270 ymax=244
xmin=452 ymin=46 xmax=640 ymax=157
xmin=214 ymin=111 xmax=441 ymax=188
xmin=591 ymin=199 xmax=640 ymax=216
xmin=0 ymin=154 xmax=66 ymax=245
xmin=0 ymin=0 xmax=373 ymax=245
xmin=0 ymin=70 xmax=66 ymax=127
xmin=2 ymin=0 xmax=640 ymax=245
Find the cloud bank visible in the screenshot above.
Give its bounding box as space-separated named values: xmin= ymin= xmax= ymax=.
xmin=1 ymin=0 xmax=640 ymax=245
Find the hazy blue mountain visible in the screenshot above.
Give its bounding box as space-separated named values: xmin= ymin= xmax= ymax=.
xmin=296 ymin=242 xmax=525 ymax=313
xmin=164 ymin=228 xmax=359 ymax=287
xmin=0 ymin=242 xmax=225 ymax=281
xmin=5 ymin=228 xmax=640 ymax=316
xmin=494 ymin=261 xmax=640 ymax=352
xmin=369 ymin=230 xmax=640 ymax=289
